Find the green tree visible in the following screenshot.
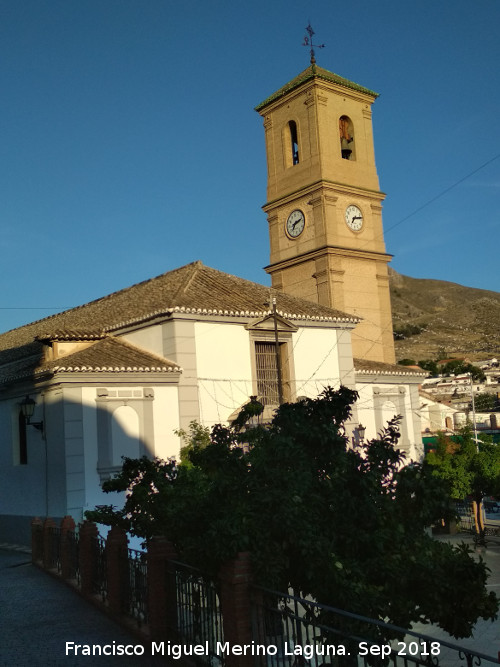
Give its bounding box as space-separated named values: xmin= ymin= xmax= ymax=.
xmin=426 ymin=428 xmax=500 ymax=542
xmin=87 ymin=387 xmax=498 ymax=640
xmin=440 ymin=360 xmax=486 ymax=382
xmin=175 ymin=420 xmax=211 ymax=465
xmin=418 ymin=359 xmax=439 ymax=376
xmin=474 ymin=393 xmax=497 ymax=413
xmin=397 ymin=358 xmax=417 ymax=366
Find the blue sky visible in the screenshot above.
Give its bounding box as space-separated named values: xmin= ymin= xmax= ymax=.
xmin=1 ymin=0 xmax=499 ymax=332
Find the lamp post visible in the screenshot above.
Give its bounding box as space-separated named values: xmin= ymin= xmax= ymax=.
xmin=20 ymin=395 xmax=44 ymax=433
xmin=19 ymin=395 xmax=47 ymax=516
xmin=352 ymin=423 xmax=366 ymax=448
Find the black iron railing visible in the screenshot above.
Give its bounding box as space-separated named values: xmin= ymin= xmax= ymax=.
xmin=172 ymin=560 xmax=224 ymax=666
xmin=456 ymin=500 xmax=500 ymax=540
xmin=456 ymin=501 xmax=475 ymax=533
xmin=128 ymin=548 xmax=148 ymax=626
xmin=32 ymin=522 xmax=43 ymax=562
xmin=66 ymin=529 xmax=80 ymax=583
xmin=252 ymin=586 xmax=500 ymax=667
xmin=47 ymin=525 xmax=61 ymax=572
xmin=93 ymin=535 xmax=107 ymax=601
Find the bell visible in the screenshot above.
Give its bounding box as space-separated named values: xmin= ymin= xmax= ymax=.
xmin=341 ymin=138 xmax=352 ymax=160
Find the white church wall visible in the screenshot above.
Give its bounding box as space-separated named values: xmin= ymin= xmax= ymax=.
xmin=122 ymin=324 xmax=164 ymax=358
xmin=151 ymin=385 xmax=181 ymax=460
xmin=81 ymin=383 xmax=181 ymax=518
xmin=356 ymin=380 xmax=422 ymax=460
xmin=0 ymin=396 xmax=47 ymax=516
xmin=194 ymin=321 xmax=253 ymax=426
xmin=292 ymin=327 xmax=341 ymax=398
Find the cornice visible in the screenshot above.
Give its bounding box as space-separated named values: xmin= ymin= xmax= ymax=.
xmin=263 ymin=180 xmax=386 ymax=212
xmin=266 ymin=245 xmax=393 ymax=275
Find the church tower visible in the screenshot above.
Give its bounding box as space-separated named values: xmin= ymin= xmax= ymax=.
xmin=256 ymin=62 xmax=395 ymax=364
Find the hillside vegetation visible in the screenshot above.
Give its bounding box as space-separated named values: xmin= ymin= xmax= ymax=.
xmin=389 ymin=269 xmax=500 ymax=362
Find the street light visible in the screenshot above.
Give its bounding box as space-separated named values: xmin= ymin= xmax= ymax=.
xmin=19 ymin=395 xmax=44 ymax=433
xmin=352 ymin=423 xmax=366 ymax=448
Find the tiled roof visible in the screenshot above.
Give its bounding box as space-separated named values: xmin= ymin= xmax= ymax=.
xmin=0 ymin=261 xmax=357 ymax=368
xmin=354 ymin=358 xmax=427 ymax=377
xmin=255 ymin=64 xmax=378 ymax=112
xmin=0 ymin=337 xmax=180 ymax=383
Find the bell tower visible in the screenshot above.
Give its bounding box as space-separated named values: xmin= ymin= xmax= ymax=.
xmin=256 ymin=62 xmax=395 ymax=364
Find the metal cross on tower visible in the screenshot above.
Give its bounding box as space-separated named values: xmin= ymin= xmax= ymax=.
xmin=303 ymin=23 xmax=325 ymax=64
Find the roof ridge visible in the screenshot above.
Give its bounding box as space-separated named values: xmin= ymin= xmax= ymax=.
xmin=171 ymin=260 xmax=203 ymax=303
xmin=0 ymin=261 xmax=203 ymax=338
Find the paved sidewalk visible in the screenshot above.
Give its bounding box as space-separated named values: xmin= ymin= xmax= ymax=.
xmin=0 ymin=548 xmax=168 ymax=666
xmin=2 ymin=535 xmax=500 ymax=666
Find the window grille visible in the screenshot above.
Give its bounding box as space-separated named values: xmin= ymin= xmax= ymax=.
xmin=255 ymin=341 xmax=281 ymax=406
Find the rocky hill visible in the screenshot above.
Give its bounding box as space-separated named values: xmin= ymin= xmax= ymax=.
xmin=389 ymin=269 xmax=500 ymax=362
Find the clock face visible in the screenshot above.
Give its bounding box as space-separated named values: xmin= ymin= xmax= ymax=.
xmin=345 ymin=205 xmax=364 ymax=231
xmin=286 ymin=209 xmax=305 ymax=238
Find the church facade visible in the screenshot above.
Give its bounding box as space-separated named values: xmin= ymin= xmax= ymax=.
xmin=0 ymin=63 xmax=424 ymax=545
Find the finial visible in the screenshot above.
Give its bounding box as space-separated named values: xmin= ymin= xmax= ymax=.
xmin=303 ymin=22 xmax=325 ymax=65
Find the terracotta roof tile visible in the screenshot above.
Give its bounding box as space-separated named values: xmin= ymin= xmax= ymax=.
xmin=0 ymin=337 xmax=180 ymax=383
xmin=0 ymin=262 xmax=356 ymax=368
xmin=47 ymin=337 xmax=180 ymax=373
xmin=354 ymin=358 xmax=427 ymax=377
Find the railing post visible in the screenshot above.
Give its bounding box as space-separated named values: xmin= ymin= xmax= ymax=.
xmin=218 ymin=552 xmax=253 ymax=667
xmin=147 ymin=536 xmax=177 ymax=641
xmin=31 ymin=517 xmax=43 ymax=564
xmin=79 ymin=520 xmax=98 ymax=597
xmin=42 ymin=517 xmax=56 ymax=569
xmin=105 ymin=526 xmax=129 ymax=615
xmin=60 ymin=515 xmax=76 ymax=579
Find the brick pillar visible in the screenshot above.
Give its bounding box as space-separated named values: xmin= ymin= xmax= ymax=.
xmin=42 ymin=517 xmax=56 ymax=570
xmin=218 ymin=552 xmax=253 ymax=667
xmin=60 ymin=515 xmax=76 ymax=580
xmin=147 ymin=537 xmax=178 ymax=641
xmin=106 ymin=526 xmax=129 ymax=615
xmin=31 ymin=517 xmax=43 ymax=564
xmin=79 ymin=520 xmax=98 ymax=596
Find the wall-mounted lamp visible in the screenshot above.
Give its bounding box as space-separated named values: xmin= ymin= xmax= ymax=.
xmin=19 ymin=395 xmax=44 ymax=433
xmin=352 ymin=423 xmax=366 ymax=448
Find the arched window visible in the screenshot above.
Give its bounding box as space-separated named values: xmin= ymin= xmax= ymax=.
xmin=288 ymin=121 xmax=299 ymax=165
xmin=339 ymin=115 xmax=355 ymax=160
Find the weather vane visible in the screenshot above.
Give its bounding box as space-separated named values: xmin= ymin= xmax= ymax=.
xmin=303 ymin=23 xmax=325 ymax=65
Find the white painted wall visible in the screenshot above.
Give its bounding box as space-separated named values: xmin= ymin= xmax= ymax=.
xmin=194 ymin=322 xmax=253 ymax=426
xmin=81 ymin=384 xmax=182 ymax=519
xmin=122 ymin=324 xmax=165 ymax=358
xmin=152 ymin=386 xmax=181 ymax=460
xmin=81 ymin=386 xmax=101 ymax=521
xmin=0 ymin=396 xmax=46 ymax=516
xmin=356 ymin=380 xmax=420 ymax=454
xmin=293 ymin=328 xmax=341 ymax=398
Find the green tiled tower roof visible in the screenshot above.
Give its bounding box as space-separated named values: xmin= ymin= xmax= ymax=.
xmin=255 ymin=63 xmax=378 ymax=112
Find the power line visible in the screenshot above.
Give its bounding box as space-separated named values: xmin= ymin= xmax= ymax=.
xmin=384 ymin=153 xmax=500 ymax=235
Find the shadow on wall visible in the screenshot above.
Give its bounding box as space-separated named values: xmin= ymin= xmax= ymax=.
xmin=0 ymin=392 xmax=173 ymax=547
